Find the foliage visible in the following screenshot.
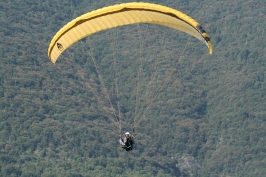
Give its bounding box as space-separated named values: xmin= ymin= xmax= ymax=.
xmin=0 ymin=0 xmax=266 ymax=176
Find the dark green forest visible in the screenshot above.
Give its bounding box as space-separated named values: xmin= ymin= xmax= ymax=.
xmin=0 ymin=0 xmax=266 ymax=176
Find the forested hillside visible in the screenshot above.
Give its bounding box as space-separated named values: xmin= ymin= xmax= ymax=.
xmin=0 ymin=0 xmax=265 ymax=176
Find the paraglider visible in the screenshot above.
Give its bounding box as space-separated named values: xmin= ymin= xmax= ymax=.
xmin=48 ymin=2 xmax=212 ymax=63
xmin=119 ymin=132 xmax=134 ymax=151
xmin=48 ymin=2 xmax=213 ymax=151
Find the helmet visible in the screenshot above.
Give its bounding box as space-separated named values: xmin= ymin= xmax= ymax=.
xmin=125 ymin=132 xmax=130 ymax=136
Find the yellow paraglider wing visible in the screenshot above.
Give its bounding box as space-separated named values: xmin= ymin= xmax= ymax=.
xmin=48 ymin=2 xmax=212 ymax=63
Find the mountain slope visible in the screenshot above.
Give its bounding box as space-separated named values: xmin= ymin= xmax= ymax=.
xmin=0 ymin=0 xmax=265 ymax=176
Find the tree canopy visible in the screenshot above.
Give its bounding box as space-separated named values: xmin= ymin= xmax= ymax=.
xmin=0 ymin=0 xmax=265 ymax=176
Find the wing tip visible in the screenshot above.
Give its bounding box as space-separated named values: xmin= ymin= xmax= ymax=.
xmin=208 ymin=41 xmax=213 ymax=54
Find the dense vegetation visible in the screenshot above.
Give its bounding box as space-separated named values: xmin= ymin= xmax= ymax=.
xmin=0 ymin=0 xmax=265 ymax=176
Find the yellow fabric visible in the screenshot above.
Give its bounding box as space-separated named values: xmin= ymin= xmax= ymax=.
xmin=48 ymin=2 xmax=212 ymax=63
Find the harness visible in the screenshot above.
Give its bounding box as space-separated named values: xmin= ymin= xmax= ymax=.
xmin=122 ymin=137 xmax=134 ymax=151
